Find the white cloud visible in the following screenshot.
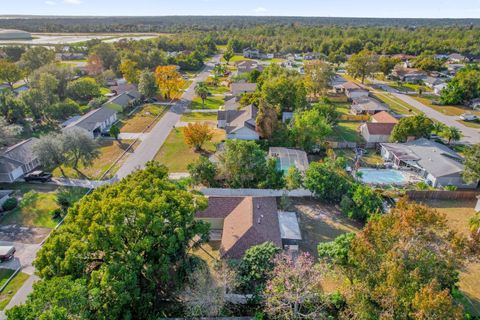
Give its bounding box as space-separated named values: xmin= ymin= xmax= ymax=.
xmin=253 ymin=7 xmax=267 ymax=13
xmin=45 ymin=0 xmax=56 ymax=5
xmin=63 ymin=0 xmax=83 ymax=4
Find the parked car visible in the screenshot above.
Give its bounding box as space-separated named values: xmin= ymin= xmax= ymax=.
xmin=0 ymin=246 xmax=15 ymax=262
xmin=459 ymin=113 xmax=478 ymax=121
xmin=24 ymin=170 xmax=53 ymax=183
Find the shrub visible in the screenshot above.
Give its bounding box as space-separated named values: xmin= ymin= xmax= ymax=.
xmin=50 ymin=208 xmax=63 ymax=219
xmin=2 ymin=197 xmax=18 ymax=211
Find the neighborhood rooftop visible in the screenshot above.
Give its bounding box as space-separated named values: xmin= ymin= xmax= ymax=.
xmin=63 ymin=107 xmax=117 ymax=132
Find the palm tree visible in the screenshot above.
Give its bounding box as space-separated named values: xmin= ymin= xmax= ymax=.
xmin=432 ymin=122 xmax=446 ymax=135
xmin=194 ymin=82 xmax=209 ymax=108
xmin=442 ymin=126 xmax=462 ymax=145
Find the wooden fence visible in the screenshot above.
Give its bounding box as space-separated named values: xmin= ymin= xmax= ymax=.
xmin=339 ymin=114 xmax=370 ymax=122
xmin=406 ymin=190 xmax=479 ymax=201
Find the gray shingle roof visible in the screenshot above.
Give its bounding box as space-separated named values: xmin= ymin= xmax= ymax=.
xmin=64 ymin=107 xmax=117 ymax=132
xmin=0 ymin=138 xmax=39 ymax=167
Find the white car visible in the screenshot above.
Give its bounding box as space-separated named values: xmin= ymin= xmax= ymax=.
xmin=459 ymin=113 xmax=478 ymax=121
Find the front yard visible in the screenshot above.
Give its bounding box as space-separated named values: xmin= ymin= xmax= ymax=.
xmin=412 ymin=95 xmax=480 ymax=117
xmin=190 ymin=96 xmax=224 ymax=110
xmin=180 ymin=112 xmax=218 ymax=122
xmin=420 ymin=199 xmax=480 ymax=316
xmin=118 ymin=104 xmax=167 ymax=133
xmin=373 ymin=92 xmax=419 ymax=116
xmin=154 ymin=127 xmax=225 ymax=172
xmin=0 ymin=271 xmax=29 ymax=310
xmin=53 ymin=139 xmax=135 ymax=180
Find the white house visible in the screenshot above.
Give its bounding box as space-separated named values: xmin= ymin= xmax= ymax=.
xmin=434 ymin=83 xmax=448 ymax=95
xmin=0 ymin=138 xmax=41 ymax=183
xmin=360 ymin=123 xmax=396 ymax=143
xmin=380 ymin=138 xmax=477 ymax=189
xmin=217 ymin=104 xmax=259 ymax=140
xmin=243 ymin=48 xmax=260 ymax=59
xmin=62 ymin=107 xmax=118 ymax=139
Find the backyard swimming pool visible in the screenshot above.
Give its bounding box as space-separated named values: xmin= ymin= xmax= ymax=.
xmin=358 ymin=168 xmax=411 ymax=185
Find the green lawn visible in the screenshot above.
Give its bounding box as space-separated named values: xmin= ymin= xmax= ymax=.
xmin=190 ymin=96 xmax=224 ymax=110
xmin=119 ymin=104 xmax=167 ymax=133
xmin=0 ymin=269 xmax=14 ymax=288
xmin=331 ymin=121 xmax=364 ymax=143
xmin=53 ymin=139 xmax=135 ymax=180
xmin=0 ymin=191 xmax=59 ymax=228
xmin=180 ymin=112 xmax=218 ymax=122
xmin=0 ymin=272 xmax=29 ymax=310
xmin=222 ymin=55 xmax=252 ymax=63
xmin=459 ymin=120 xmax=480 ymax=129
xmin=373 ymin=92 xmax=419 ymax=115
xmin=413 ymin=95 xmax=480 ymax=117
xmin=206 ymin=85 xmax=229 ymax=95
xmin=154 ymin=127 xmax=225 ymax=172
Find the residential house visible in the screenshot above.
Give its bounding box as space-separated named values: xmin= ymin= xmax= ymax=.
xmin=380 ymin=138 xmax=477 ymax=189
xmin=468 ymin=98 xmax=480 ymax=110
xmin=448 ymin=53 xmax=467 ymax=63
xmin=230 ymin=82 xmax=257 ymax=96
xmin=243 ymin=48 xmax=260 ymax=59
xmin=391 ymin=67 xmax=427 ymax=83
xmin=423 ymin=76 xmax=445 ymax=88
xmin=196 ymin=197 xmax=301 ymax=259
xmin=447 ymin=64 xmax=464 ymax=75
xmin=62 ymin=107 xmax=118 ymax=139
xmin=0 ymin=138 xmax=41 ymax=183
xmin=103 ymin=89 xmax=141 ymax=112
xmin=335 ymin=81 xmax=369 ymax=100
xmin=371 ymin=111 xmax=399 ymax=124
xmin=269 ymin=147 xmax=309 ymax=172
xmin=351 ymin=97 xmax=390 ymax=115
xmin=235 ymin=60 xmax=265 ymax=75
xmin=217 ymin=104 xmax=259 ymax=140
xmin=303 ymin=52 xmax=319 ymax=60
xmin=55 ymin=52 xmax=86 ymax=61
xmin=223 ymin=96 xmax=241 ymax=111
xmin=434 ymin=83 xmax=448 ymax=95
xmin=360 ymin=123 xmax=396 ymax=144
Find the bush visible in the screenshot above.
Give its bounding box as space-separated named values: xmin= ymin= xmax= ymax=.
xmin=50 ymin=208 xmax=63 ymax=219
xmin=2 ymin=197 xmax=18 ymax=211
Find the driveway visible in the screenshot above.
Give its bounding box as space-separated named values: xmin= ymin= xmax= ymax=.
xmin=115 ymin=55 xmax=221 ymax=179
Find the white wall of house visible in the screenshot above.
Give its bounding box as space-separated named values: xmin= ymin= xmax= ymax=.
xmin=346 ymin=90 xmax=369 ymax=100
xmin=360 ymin=126 xmax=390 ymax=143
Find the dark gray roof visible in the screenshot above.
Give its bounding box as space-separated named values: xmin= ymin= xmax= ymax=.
xmin=231 ymin=83 xmax=257 ymax=95
xmin=0 ymin=138 xmax=39 ymax=167
xmin=64 ymin=107 xmax=117 ymax=132
xmin=225 ymin=105 xmax=257 ymax=134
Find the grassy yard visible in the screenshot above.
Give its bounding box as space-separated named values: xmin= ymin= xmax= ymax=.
xmin=335 ymin=148 xmax=384 ymax=167
xmin=0 ymin=271 xmax=29 ymax=310
xmin=374 ymin=92 xmax=419 ymax=116
xmin=154 ymin=127 xmax=225 ymax=172
xmin=53 ymin=139 xmax=135 ymax=180
xmin=190 ymin=96 xmax=224 ymax=110
xmin=413 ymin=95 xmax=480 ymax=117
xmin=190 ymin=241 xmax=221 ymax=272
xmin=420 ymin=199 xmax=480 ymax=316
xmin=180 ymin=112 xmax=218 ymax=122
xmin=222 ymin=55 xmax=252 ymax=63
xmin=330 ymin=121 xmax=364 ymax=143
xmin=459 ymin=120 xmax=480 ymax=129
xmin=0 ymin=190 xmax=59 ymax=228
xmin=206 ymin=85 xmax=229 ymax=95
xmin=119 ymin=104 xmax=167 ymax=133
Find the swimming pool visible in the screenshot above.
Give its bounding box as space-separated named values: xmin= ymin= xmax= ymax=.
xmin=358 ymin=168 xmax=410 ymax=185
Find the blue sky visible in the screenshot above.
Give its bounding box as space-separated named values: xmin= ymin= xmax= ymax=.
xmin=3 ymin=0 xmax=480 ymax=18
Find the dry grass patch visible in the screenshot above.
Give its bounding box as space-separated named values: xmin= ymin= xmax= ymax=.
xmin=119 ymin=104 xmax=167 ymax=133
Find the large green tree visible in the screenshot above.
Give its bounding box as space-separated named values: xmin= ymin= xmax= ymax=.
xmin=440 ymin=67 xmax=480 ymax=105
xmin=0 ymin=60 xmax=23 ymax=91
xmin=390 ymin=114 xmax=433 ymax=142
xmin=24 ymin=162 xmax=210 ymax=319
xmin=347 ymin=49 xmax=378 ymax=84
xmin=138 ymin=70 xmax=158 ymax=99
xmin=291 ymin=104 xmax=333 ymax=152
xmin=304 ymin=160 xmax=353 ymax=203
xmin=19 ymin=47 xmax=55 ymax=74
xmin=463 ymin=143 xmax=480 ymax=184
xmin=66 ymin=77 xmax=101 ymax=103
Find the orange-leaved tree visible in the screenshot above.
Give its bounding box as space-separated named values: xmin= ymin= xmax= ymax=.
xmin=183 ymin=123 xmax=213 ymax=151
xmin=154 ymin=65 xmax=183 ymax=100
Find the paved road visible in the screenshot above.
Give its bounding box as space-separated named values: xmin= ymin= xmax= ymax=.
xmin=115 ymin=55 xmax=221 ymax=179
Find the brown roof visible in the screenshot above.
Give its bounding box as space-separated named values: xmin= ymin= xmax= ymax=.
xmin=196 ymin=197 xmax=282 ymax=259
xmin=364 ymin=122 xmax=396 ymax=135
xmin=371 ymin=111 xmax=399 ymax=124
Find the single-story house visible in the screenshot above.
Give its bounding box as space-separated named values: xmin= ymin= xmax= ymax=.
xmin=217 ymin=104 xmax=259 ymax=140
xmin=0 ymin=190 xmax=13 ymax=209
xmin=269 ymin=147 xmax=309 ymax=172
xmin=196 ymin=196 xmax=301 ymax=259
xmin=424 ymin=76 xmax=445 ymax=88
xmin=351 ymin=97 xmax=390 ymax=115
xmin=371 ymin=111 xmax=399 ymax=124
xmin=223 ymin=96 xmax=241 ymax=111
xmin=335 ymin=82 xmax=369 ymax=100
xmin=103 ymin=89 xmax=141 ymax=112
xmin=0 ymin=138 xmax=41 ymax=183
xmin=235 ymin=60 xmax=265 ymax=75
xmin=243 ymin=48 xmax=260 ymax=59
xmin=448 ymin=53 xmax=467 ymax=64
xmin=380 ymin=138 xmax=477 ymax=189
xmin=434 ymin=83 xmax=448 ymax=95
xmin=231 ymin=82 xmax=257 ymax=96
xmin=447 ymin=64 xmax=464 ymax=75
xmin=62 ymin=107 xmax=118 ymax=139
xmin=391 ymin=68 xmax=427 ymax=83
xmin=360 ymin=122 xmax=396 ymax=143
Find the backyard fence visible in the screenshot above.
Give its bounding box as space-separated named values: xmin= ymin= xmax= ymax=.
xmin=406 ymin=190 xmax=479 ymax=201
xmin=339 ymin=114 xmax=370 ymax=122
xmin=327 ymin=141 xmax=358 ymax=149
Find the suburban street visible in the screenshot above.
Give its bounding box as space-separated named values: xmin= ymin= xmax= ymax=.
xmin=115 ymin=54 xmax=221 ymax=179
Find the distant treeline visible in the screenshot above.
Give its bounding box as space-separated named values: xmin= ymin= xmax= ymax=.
xmin=1 ymin=16 xmax=480 ymax=33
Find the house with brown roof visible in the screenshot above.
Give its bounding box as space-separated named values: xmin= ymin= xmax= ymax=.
xmin=371 ymin=111 xmax=399 ymax=124
xmin=361 ymin=111 xmax=398 ymax=144
xmin=334 ymin=81 xmax=369 ymax=100
xmin=235 ymin=60 xmax=265 ymax=75
xmin=196 ymin=196 xmax=301 ymax=259
xmin=391 ymin=67 xmax=427 ymax=83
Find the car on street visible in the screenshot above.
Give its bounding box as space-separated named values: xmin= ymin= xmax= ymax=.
xmin=24 ymin=170 xmax=53 ymax=183
xmin=0 ymin=246 xmax=16 ymax=262
xmin=459 ymin=113 xmax=478 ymax=121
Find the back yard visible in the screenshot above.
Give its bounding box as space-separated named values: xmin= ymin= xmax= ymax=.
xmin=420 ymin=199 xmax=480 ymax=316
xmin=154 ymin=127 xmax=225 ymax=172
